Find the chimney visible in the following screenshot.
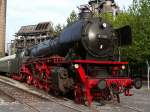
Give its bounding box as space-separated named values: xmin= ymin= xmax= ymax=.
xmin=78 ymin=5 xmax=92 ymax=20
xmin=0 ymin=0 xmax=6 ymax=57
xmin=89 ymin=0 xmax=100 ymax=14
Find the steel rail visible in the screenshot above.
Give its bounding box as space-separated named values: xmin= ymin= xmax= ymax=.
xmin=0 ymin=78 xmax=83 ymax=112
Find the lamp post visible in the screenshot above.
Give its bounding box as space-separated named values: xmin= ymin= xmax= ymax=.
xmin=146 ymin=60 xmax=150 ymax=90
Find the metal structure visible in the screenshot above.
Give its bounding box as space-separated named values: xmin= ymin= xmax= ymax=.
xmin=80 ymin=0 xmax=119 ymax=19
xmin=0 ymin=0 xmax=6 ymax=56
xmin=0 ymin=0 xmax=142 ymax=105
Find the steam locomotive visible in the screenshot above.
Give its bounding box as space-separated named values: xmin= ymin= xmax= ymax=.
xmin=0 ymin=0 xmax=141 ymax=105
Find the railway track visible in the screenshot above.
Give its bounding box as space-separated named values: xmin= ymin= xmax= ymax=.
xmin=0 ymin=76 xmax=90 ymax=112
xmin=0 ymin=80 xmax=49 ymax=112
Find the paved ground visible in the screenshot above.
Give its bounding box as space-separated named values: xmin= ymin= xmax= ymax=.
xmin=98 ymin=87 xmax=150 ymax=112
xmin=0 ymin=76 xmax=149 ymax=112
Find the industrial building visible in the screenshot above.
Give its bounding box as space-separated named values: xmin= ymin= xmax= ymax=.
xmin=9 ymin=22 xmax=54 ymax=55
xmin=0 ymin=0 xmax=6 ymax=57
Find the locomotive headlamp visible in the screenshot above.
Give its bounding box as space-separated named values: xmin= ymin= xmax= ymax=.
xmin=102 ymin=23 xmax=107 ymax=28
xmin=100 ymin=44 xmax=103 ymax=49
xmin=74 ymin=64 xmax=79 ymax=69
xmin=122 ymin=65 xmax=126 ymax=70
xmin=98 ymin=80 xmax=106 ymax=90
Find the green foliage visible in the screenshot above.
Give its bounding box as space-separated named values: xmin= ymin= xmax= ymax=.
xmin=54 ymin=24 xmax=64 ymax=36
xmin=99 ymin=12 xmax=114 ymax=24
xmin=66 ymin=10 xmax=78 ymax=27
xmin=126 ymin=0 xmax=150 ymax=63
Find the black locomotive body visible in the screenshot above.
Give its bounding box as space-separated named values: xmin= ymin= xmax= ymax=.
xmin=29 ymin=18 xmax=115 ymax=59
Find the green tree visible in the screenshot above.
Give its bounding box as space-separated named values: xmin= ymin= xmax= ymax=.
xmin=54 ymin=24 xmax=64 ymax=36
xmin=126 ymin=0 xmax=150 ymax=63
xmin=66 ymin=10 xmax=78 ymax=27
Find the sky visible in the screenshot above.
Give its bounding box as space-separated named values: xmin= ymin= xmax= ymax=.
xmin=6 ymin=0 xmax=133 ymax=48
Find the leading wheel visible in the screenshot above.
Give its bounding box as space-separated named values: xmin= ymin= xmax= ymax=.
xmin=74 ymin=84 xmax=84 ymax=104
